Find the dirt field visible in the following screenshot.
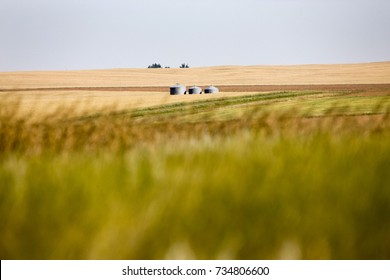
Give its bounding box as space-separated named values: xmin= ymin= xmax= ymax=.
xmin=1 ymin=62 xmax=389 ymax=118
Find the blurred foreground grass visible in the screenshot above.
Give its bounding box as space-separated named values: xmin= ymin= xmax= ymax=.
xmin=1 ymin=90 xmax=390 ymax=259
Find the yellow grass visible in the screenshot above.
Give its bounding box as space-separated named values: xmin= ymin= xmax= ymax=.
xmin=1 ymin=90 xmax=262 ymax=119
xmin=1 ymin=63 xmax=390 ymax=259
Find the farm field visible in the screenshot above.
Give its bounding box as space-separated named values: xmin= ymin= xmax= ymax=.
xmin=1 ymin=63 xmax=390 ymax=259
xmin=1 ymin=62 xmax=390 ymax=89
xmin=1 ymin=62 xmax=389 ymax=118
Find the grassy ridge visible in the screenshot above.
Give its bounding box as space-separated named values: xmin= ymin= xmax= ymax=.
xmin=1 ymin=90 xmax=390 ymax=259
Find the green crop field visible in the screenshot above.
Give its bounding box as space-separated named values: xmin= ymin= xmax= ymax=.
xmin=1 ymin=89 xmax=390 ymax=259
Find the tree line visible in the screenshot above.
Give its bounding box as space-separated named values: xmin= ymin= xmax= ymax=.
xmin=148 ymin=63 xmax=189 ymax=68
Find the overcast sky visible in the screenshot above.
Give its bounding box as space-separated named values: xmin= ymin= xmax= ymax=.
xmin=1 ymin=0 xmax=389 ymax=71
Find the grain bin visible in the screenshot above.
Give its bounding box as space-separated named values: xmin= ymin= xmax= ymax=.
xmin=170 ymin=83 xmax=186 ymax=95
xmin=204 ymin=85 xmax=219 ymax=94
xmin=189 ymin=86 xmax=202 ymax=94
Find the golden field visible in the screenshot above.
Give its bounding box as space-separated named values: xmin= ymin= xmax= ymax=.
xmin=1 ymin=62 xmax=390 ymax=118
xmin=1 ymin=62 xmax=390 ymax=89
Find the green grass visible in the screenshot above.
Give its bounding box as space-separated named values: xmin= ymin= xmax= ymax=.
xmin=1 ymin=90 xmax=390 ymax=259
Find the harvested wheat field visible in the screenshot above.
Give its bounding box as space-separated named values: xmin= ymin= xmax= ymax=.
xmin=1 ymin=62 xmax=390 ymax=118
xmin=1 ymin=62 xmax=390 ymax=89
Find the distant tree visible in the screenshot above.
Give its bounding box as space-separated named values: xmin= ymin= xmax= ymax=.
xmin=165 ymin=66 xmax=170 ymax=68
xmin=148 ymin=63 xmax=162 ymax=68
xmin=179 ymin=63 xmax=189 ymax=68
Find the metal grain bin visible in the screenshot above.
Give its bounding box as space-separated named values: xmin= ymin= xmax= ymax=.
xmin=170 ymin=83 xmax=186 ymax=95
xmin=204 ymin=85 xmax=219 ymax=94
xmin=189 ymin=86 xmax=202 ymax=94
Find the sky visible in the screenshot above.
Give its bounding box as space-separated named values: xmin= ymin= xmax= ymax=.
xmin=0 ymin=0 xmax=389 ymax=71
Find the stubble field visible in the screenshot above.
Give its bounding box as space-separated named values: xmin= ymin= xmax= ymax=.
xmin=1 ymin=62 xmax=390 ymax=259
